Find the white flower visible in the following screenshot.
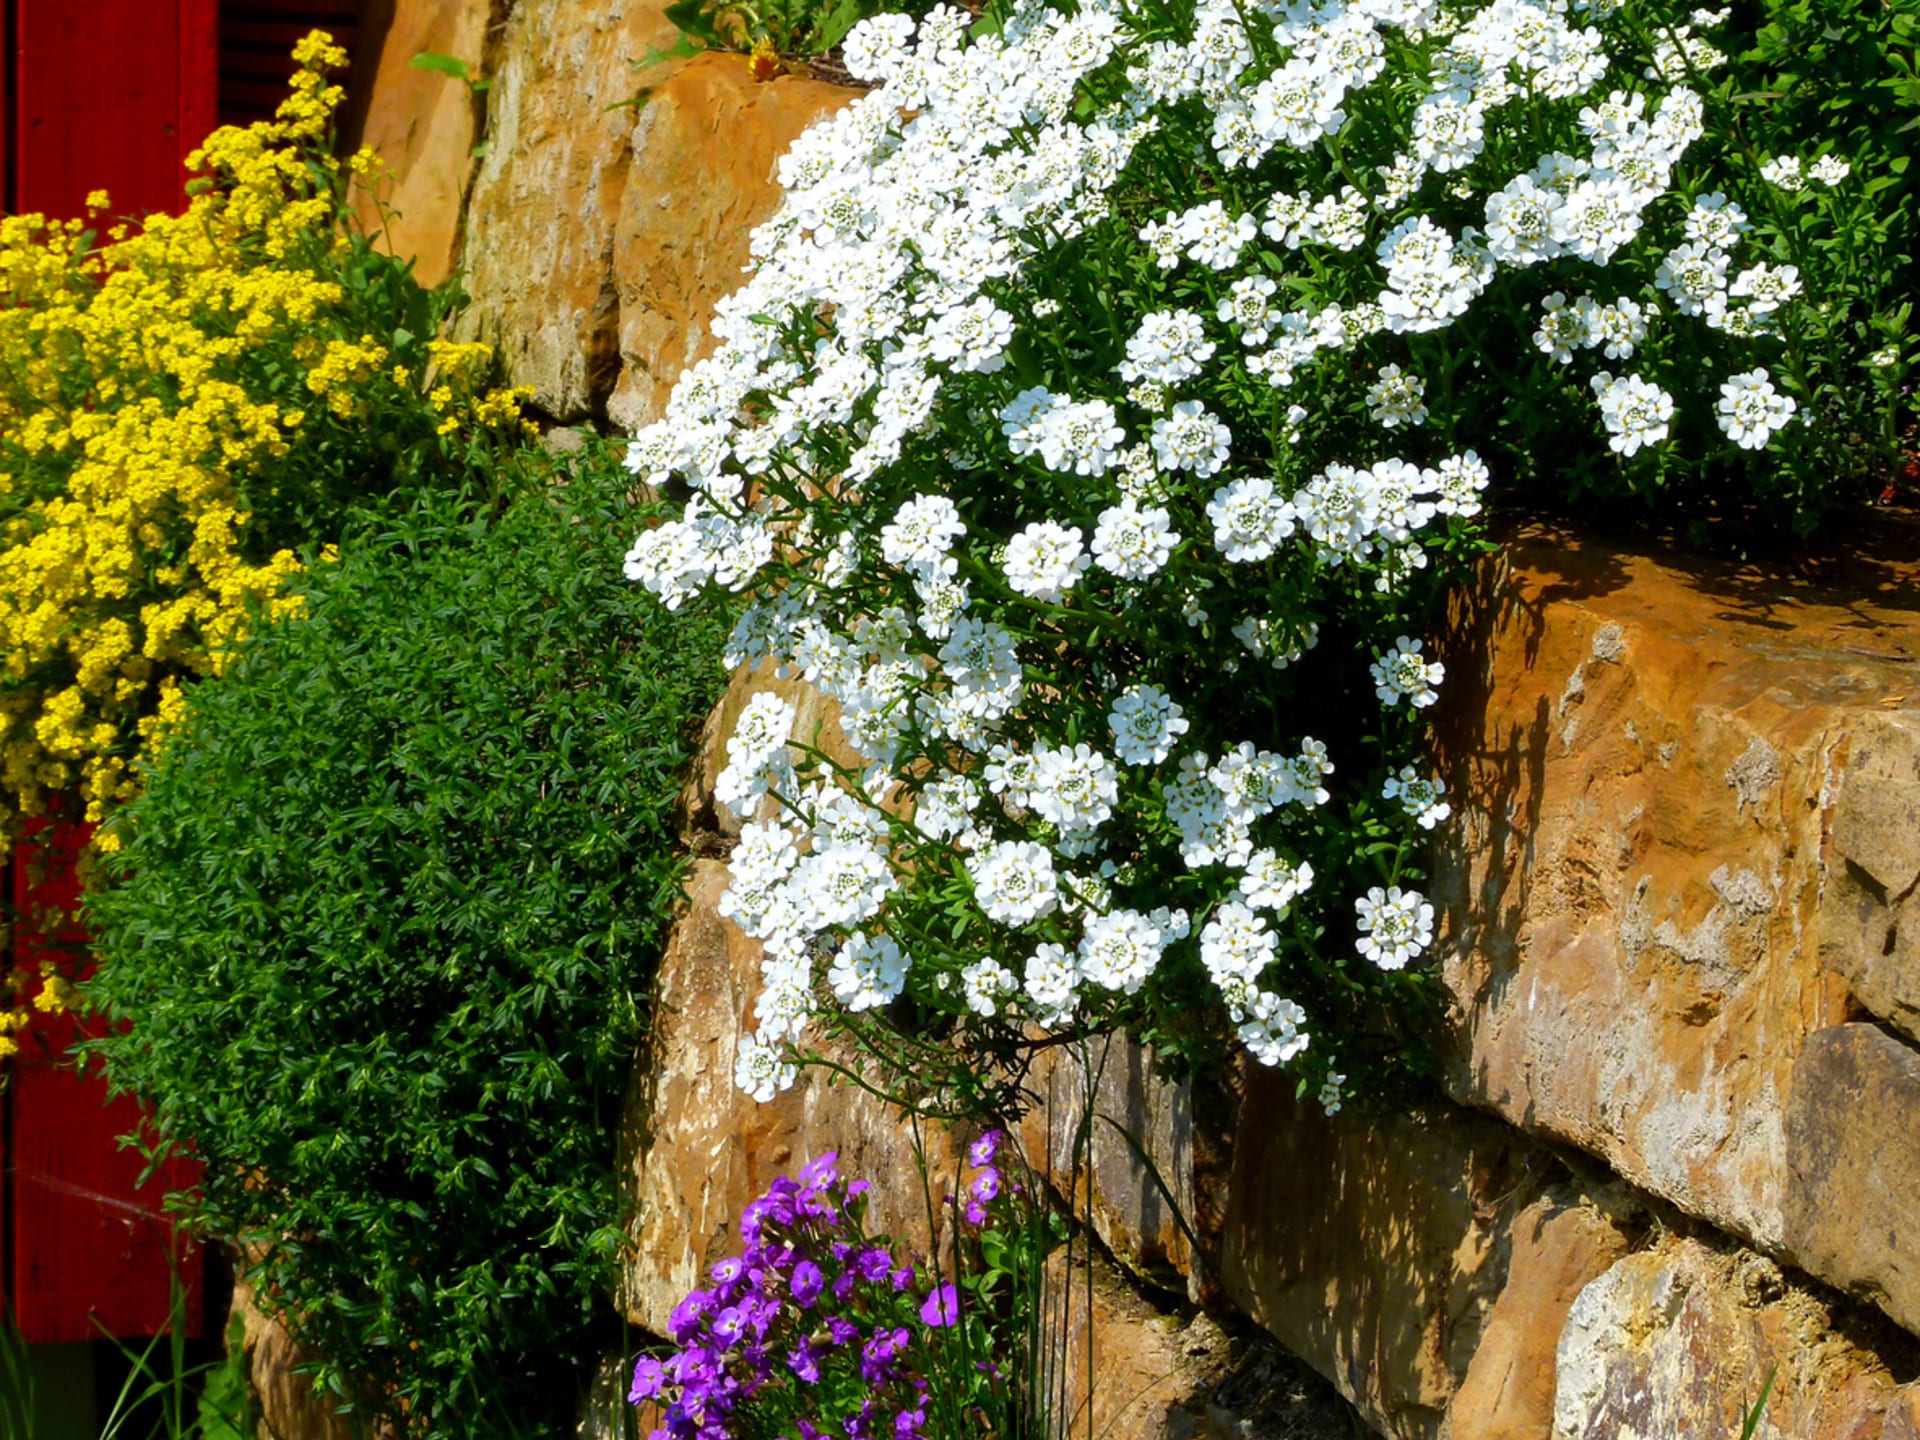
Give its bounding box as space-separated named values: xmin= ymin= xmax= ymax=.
xmin=1716 ymin=368 xmax=1797 ymax=450
xmin=1809 ymin=154 xmax=1851 ymax=186
xmin=1024 ymin=941 xmax=1081 ymax=1027
xmin=1004 ymin=520 xmax=1091 ymax=601
xmin=735 ymin=1031 xmax=798 ymax=1101
xmin=1728 ymin=262 xmax=1801 ymax=315
xmin=828 ymin=933 xmax=911 ymax=1011
xmin=1108 ymin=684 xmax=1189 ymax=766
xmin=970 ymin=840 xmax=1061 ymax=925
xmin=1208 ymin=741 xmax=1293 ymax=824
xmin=938 ymin=617 xmax=1025 ymax=718
xmin=1590 ymin=371 xmax=1675 ymax=456
xmin=1029 ymin=741 xmax=1119 ymax=833
xmin=1078 ymin=909 xmax=1165 ymax=993
xmin=1120 ymin=310 xmax=1217 ymax=384
xmin=1366 ymin=364 xmax=1429 ymax=427
xmin=1238 ymin=989 xmax=1310 ymax=1066
xmin=1199 ymin=901 xmax=1276 ymax=986
xmin=727 ymin=691 xmax=798 ymax=777
xmin=1318 ymin=1071 xmax=1346 ymax=1114
xmin=1176 ymin=199 xmax=1257 ymax=268
xmin=1370 ymin=636 xmax=1444 ymax=708
xmin=793 ymin=840 xmax=896 ymax=929
xmin=1150 ymin=401 xmax=1233 ymax=476
xmin=1206 ymin=476 xmax=1296 ymax=562
xmin=881 ymin=494 xmax=967 ymax=577
xmin=1355 ymin=885 xmax=1435 ymax=969
xmin=1382 ymin=765 xmax=1451 ymax=828
xmin=1484 ymin=174 xmax=1561 ymax=266
xmin=1238 ymin=849 xmax=1312 ymax=912
xmin=1091 ymin=500 xmax=1179 ymax=579
xmin=1037 ymin=398 xmax=1128 ymax=475
xmin=1585 ymin=295 xmax=1648 ymax=360
xmin=962 ymin=957 xmax=1019 ymax=1016
xmin=1532 ymin=292 xmax=1590 ymax=365
xmin=1683 ymin=192 xmax=1747 ymax=249
xmin=1220 ymin=274 xmax=1280 ymax=343
xmin=928 ymin=297 xmax=1015 ymax=373
xmin=1432 ymin=450 xmax=1490 ymax=516
xmin=1653 ymin=240 xmax=1730 ymax=320
xmin=1759 ymin=155 xmax=1806 ymax=191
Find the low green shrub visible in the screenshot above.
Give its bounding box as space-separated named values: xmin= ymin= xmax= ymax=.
xmin=83 ymin=449 xmax=727 ymax=1438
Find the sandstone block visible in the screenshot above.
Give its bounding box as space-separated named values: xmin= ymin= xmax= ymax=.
xmin=618 ymin=857 xmax=968 ymax=1336
xmin=1551 ymin=1236 xmax=1917 ymax=1440
xmin=1432 ymin=526 xmax=1920 ymax=1268
xmin=1783 ymin=1023 xmax=1920 ymax=1337
xmin=348 ymin=0 xmax=491 ymax=289
xmin=1214 ymin=1064 xmax=1632 ymax=1440
xmin=1820 ymin=715 xmax=1920 ymax=1044
xmin=607 ymin=56 xmax=853 ymax=432
xmin=1016 ymin=1031 xmax=1207 ymax=1293
xmin=459 ymin=0 xmax=692 ymax=420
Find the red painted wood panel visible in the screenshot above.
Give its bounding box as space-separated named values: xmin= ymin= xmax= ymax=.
xmin=6 ymin=820 xmax=203 ymax=1345
xmin=12 ymin=0 xmax=218 ymax=220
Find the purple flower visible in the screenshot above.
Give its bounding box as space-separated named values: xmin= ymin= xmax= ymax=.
xmin=791 ymin=1259 xmax=825 ymax=1309
xmin=710 ymin=1256 xmax=744 ymax=1286
xmin=668 ymin=1290 xmax=712 ymax=1345
xmin=827 ymin=1315 xmax=860 ymax=1347
xmin=971 ymin=1168 xmax=1001 ymax=1203
xmin=967 ymin=1130 xmax=1002 ymax=1168
xmin=963 ymin=1198 xmax=988 ymax=1225
xmin=856 ymin=1247 xmax=892 ymax=1283
xmin=800 ymin=1152 xmax=840 ymax=1189
xmin=712 ymin=1306 xmax=748 ymax=1346
xmin=890 ymin=1263 xmax=915 ymax=1292
xmin=628 ymin=1356 xmax=666 ymax=1404
xmin=788 ymin=1337 xmax=823 ymax=1383
xmin=918 ymin=1284 xmax=961 ymax=1329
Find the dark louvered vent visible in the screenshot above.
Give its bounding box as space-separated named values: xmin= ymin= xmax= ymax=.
xmin=219 ymin=0 xmax=366 ymax=128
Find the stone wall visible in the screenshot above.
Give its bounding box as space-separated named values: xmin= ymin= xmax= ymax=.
xmin=259 ymin=5 xmax=1920 ymax=1436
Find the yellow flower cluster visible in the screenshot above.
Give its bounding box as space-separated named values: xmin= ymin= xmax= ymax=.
xmin=0 ymin=31 xmax=527 ymax=1045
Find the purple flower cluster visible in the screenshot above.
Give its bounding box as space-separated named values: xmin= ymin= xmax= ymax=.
xmin=631 ymin=1135 xmax=1008 ymax=1440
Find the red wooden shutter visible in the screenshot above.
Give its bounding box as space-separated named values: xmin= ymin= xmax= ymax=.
xmin=5 ymin=821 xmax=206 ymax=1345
xmin=9 ymin=0 xmax=218 ymax=220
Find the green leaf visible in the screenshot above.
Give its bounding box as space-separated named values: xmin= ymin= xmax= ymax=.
xmin=410 ymin=51 xmax=472 ymax=81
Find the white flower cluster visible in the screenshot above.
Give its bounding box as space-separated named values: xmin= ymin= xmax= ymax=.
xmin=623 ymin=0 xmax=1813 ymax=1099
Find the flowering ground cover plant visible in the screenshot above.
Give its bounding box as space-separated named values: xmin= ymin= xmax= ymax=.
xmin=0 ymin=32 xmax=530 ymax=1050
xmin=623 ymin=0 xmax=1908 ymax=1102
xmin=632 ymin=1132 xmax=1051 ymax=1440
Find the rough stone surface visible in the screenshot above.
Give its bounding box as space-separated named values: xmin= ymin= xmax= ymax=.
xmin=461 ymin=2 xmax=849 ymax=422
xmin=1551 ymin=1236 xmax=1920 ymax=1440
xmin=1447 ymin=1198 xmax=1636 ymax=1440
xmin=1213 ymin=1064 xmax=1635 ymax=1440
xmin=1017 ymin=1031 xmax=1206 ymax=1293
xmin=617 ymin=855 xmax=970 ymax=1336
xmin=1820 ymin=715 xmax=1920 ymax=1045
xmin=1042 ymin=1252 xmax=1365 ymax=1440
xmin=348 ymin=0 xmax=492 ymax=288
xmin=607 ymin=56 xmax=852 ymax=432
xmin=1431 ymin=526 xmax=1920 ymax=1269
xmin=1784 ymin=1024 xmax=1920 ymax=1337
xmin=230 ymin=1276 xmax=369 ymax=1440
xmin=459 ymin=0 xmax=691 ymax=419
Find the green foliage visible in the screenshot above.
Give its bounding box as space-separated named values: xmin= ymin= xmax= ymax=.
xmin=650 ymin=0 xmax=936 ymax=65
xmin=1676 ymin=0 xmax=1919 ymax=526
xmin=82 ymin=450 xmax=729 ymax=1439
